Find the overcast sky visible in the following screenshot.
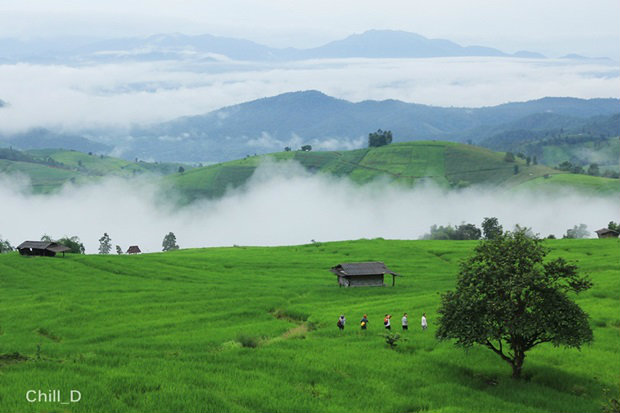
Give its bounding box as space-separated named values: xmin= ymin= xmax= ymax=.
xmin=1 ymin=0 xmax=618 ymax=58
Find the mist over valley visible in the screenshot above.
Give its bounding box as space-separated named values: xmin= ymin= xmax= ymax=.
xmin=1 ymin=160 xmax=617 ymax=253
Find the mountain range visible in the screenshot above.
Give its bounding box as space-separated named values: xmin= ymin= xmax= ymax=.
xmin=124 ymin=91 xmax=619 ymax=162
xmin=2 ymin=30 xmax=609 ymax=64
xmin=2 ymin=91 xmax=618 ymax=165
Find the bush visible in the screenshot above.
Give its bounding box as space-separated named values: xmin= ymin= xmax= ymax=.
xmin=383 ymin=332 xmax=405 ymax=349
xmin=237 ymin=334 xmax=259 ymax=348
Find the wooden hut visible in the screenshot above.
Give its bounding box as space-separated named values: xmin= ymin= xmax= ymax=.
xmin=126 ymin=245 xmax=141 ymax=254
xmin=330 ymin=262 xmax=401 ymax=287
xmin=17 ymin=241 xmax=71 ymax=257
xmin=595 ymin=228 xmax=619 ymax=239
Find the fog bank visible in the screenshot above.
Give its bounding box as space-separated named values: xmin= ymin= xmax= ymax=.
xmin=0 ymin=57 xmax=618 ymax=134
xmin=0 ymin=163 xmax=617 ymax=253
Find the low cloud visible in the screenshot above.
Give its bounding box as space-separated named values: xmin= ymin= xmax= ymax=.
xmin=0 ymin=161 xmax=617 ymax=253
xmin=0 ymin=57 xmax=618 ymax=134
xmin=246 ymin=132 xmax=364 ymax=151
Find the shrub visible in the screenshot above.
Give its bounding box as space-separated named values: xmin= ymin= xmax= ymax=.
xmin=383 ymin=332 xmax=405 ymax=349
xmin=237 ymin=334 xmax=259 ymax=348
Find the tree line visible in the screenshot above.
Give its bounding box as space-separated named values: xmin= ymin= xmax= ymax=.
xmin=420 ymin=218 xmax=619 ymax=241
xmin=0 ymin=232 xmax=182 ymax=254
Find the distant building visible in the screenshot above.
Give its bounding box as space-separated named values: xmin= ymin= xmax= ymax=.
xmin=17 ymin=241 xmax=71 ymax=257
xmin=126 ymin=245 xmax=141 ymax=254
xmin=330 ymin=262 xmax=401 ymax=287
xmin=594 ymin=228 xmax=619 ymax=239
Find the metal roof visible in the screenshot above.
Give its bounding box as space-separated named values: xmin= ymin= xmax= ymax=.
xmin=17 ymin=241 xmax=54 ymax=250
xmin=17 ymin=241 xmax=71 ymax=252
xmin=330 ymin=261 xmax=400 ymax=277
xmin=595 ymin=228 xmax=619 ymax=235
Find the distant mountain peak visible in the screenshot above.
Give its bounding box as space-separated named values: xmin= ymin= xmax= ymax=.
xmin=1 ymin=29 xmax=576 ymax=63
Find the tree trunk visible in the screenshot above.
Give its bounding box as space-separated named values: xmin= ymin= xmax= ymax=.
xmin=511 ymin=351 xmax=525 ymax=379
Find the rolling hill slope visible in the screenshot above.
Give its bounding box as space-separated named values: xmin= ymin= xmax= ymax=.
xmin=0 ymin=239 xmax=618 ymax=412
xmin=2 ymin=142 xmax=617 ymax=198
xmin=0 ymin=148 xmax=192 ymax=193
xmin=166 ymin=141 xmax=619 ymax=202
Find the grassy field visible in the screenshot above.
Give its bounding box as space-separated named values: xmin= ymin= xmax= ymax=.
xmin=2 ymin=143 xmax=617 ymax=199
xmin=167 ymin=141 xmax=620 ymax=202
xmin=0 ymin=238 xmax=618 ymax=412
xmin=0 ymin=148 xmax=191 ymax=193
xmin=538 ymin=137 xmax=620 ymax=172
xmin=0 ymin=159 xmax=85 ymax=192
xmin=518 ymin=174 xmax=620 ymax=196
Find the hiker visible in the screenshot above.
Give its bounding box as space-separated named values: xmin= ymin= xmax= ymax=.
xmin=360 ymin=314 xmax=369 ymax=330
xmin=421 ymin=312 xmax=428 ymax=330
xmin=337 ymin=314 xmax=346 ymax=330
xmin=384 ymin=314 xmax=391 ymax=330
xmin=402 ymin=313 xmax=408 ymax=331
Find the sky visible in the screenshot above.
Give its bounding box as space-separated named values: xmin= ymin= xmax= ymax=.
xmin=1 ymin=0 xmax=619 ymax=58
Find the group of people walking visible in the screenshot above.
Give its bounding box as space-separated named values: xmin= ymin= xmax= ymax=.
xmin=337 ymin=312 xmax=428 ymax=331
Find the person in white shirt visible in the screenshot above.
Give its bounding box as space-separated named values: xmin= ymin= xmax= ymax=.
xmin=384 ymin=314 xmax=391 ymax=330
xmin=401 ymin=313 xmax=408 ymax=331
xmin=421 ymin=312 xmax=428 ymax=330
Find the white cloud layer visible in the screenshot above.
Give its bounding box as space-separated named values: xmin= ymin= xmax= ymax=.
xmin=0 ymin=57 xmax=618 ymax=134
xmin=0 ymin=162 xmax=617 ymax=253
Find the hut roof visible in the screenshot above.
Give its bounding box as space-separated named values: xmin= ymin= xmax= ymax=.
xmin=16 ymin=241 xmax=71 ymax=253
xmin=330 ymin=261 xmax=400 ymax=277
xmin=126 ymin=245 xmax=141 ymax=254
xmin=595 ymin=228 xmax=619 ymax=236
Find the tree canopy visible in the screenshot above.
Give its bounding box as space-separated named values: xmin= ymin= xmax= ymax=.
xmin=436 ymin=229 xmax=593 ymax=378
xmin=368 ymin=129 xmax=393 ymax=148
xmin=481 ymin=217 xmax=503 ymax=240
xmin=162 ymin=232 xmax=180 ymax=252
xmin=98 ymin=233 xmax=112 ymax=255
xmin=0 ymin=236 xmax=12 ymax=253
xmin=57 ymin=236 xmax=86 ymax=254
xmin=564 ymin=224 xmax=589 ymax=239
xmin=422 ymin=223 xmax=481 ymax=240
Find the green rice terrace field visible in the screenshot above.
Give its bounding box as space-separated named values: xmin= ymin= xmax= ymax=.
xmin=2 ymin=142 xmax=618 ymax=200
xmin=0 ymin=238 xmax=618 ymax=412
xmin=167 ymin=142 xmax=619 ymax=202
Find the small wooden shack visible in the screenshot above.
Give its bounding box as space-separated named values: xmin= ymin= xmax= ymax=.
xmin=595 ymin=228 xmax=619 ymax=239
xmin=126 ymin=245 xmax=141 ymax=254
xmin=330 ymin=262 xmax=401 ymax=287
xmin=17 ymin=241 xmax=71 ymax=257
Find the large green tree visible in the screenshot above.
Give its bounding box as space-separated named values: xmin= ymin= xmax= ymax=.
xmin=368 ymin=129 xmax=393 ymax=148
xmin=481 ymin=217 xmax=503 ymax=240
xmin=436 ymin=229 xmax=592 ymax=378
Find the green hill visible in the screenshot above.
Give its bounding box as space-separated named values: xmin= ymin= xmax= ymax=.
xmin=167 ymin=141 xmax=619 ymax=202
xmin=0 ymin=238 xmax=618 ymax=412
xmin=0 ymin=148 xmax=192 ymax=193
xmin=2 ymin=143 xmax=617 ymax=198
